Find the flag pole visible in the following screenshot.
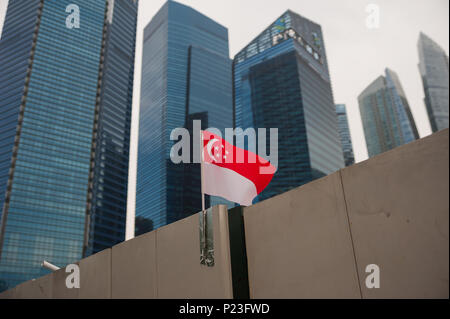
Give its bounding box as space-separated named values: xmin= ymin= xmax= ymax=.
xmin=200 ymin=130 xmax=207 ymax=263
xmin=200 ymin=129 xmax=205 ymax=213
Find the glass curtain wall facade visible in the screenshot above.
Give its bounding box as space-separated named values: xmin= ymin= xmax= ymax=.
xmin=418 ymin=32 xmax=449 ymax=132
xmin=0 ymin=0 xmax=137 ymax=291
xmin=335 ymin=104 xmax=355 ymax=166
xmin=86 ymin=0 xmax=138 ymax=256
xmin=233 ymin=10 xmax=344 ymax=202
xmin=359 ymin=68 xmax=419 ymax=158
xmin=136 ymin=1 xmax=232 ymax=233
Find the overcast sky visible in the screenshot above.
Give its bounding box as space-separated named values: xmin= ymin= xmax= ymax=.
xmin=0 ymin=0 xmax=448 ymax=236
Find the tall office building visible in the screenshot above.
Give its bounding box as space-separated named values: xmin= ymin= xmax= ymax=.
xmin=233 ymin=10 xmax=344 ymax=202
xmin=359 ymin=68 xmax=419 ymax=158
xmin=418 ymin=32 xmax=449 ymax=132
xmin=136 ymin=1 xmax=233 ymax=233
xmin=335 ymin=104 xmax=355 ymax=166
xmin=0 ymin=0 xmax=137 ymax=290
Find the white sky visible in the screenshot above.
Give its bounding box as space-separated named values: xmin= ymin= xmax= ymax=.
xmin=0 ymin=0 xmax=448 ymax=237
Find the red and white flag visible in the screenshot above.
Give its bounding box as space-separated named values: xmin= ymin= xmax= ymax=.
xmin=201 ymin=130 xmax=276 ymax=206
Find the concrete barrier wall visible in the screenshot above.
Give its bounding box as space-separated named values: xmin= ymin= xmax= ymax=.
xmin=243 ymin=129 xmax=449 ymax=299
xmin=244 ymin=171 xmax=361 ymax=298
xmin=1 ymin=129 xmax=448 ymax=299
xmin=111 ymin=205 xmax=233 ymax=299
xmin=341 ymin=129 xmax=449 ymax=298
xmin=0 ymin=205 xmax=233 ymax=299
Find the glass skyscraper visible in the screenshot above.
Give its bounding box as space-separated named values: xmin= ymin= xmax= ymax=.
xmin=359 ymin=68 xmax=419 ymax=158
xmin=418 ymin=32 xmax=449 ymax=132
xmin=233 ymin=10 xmax=344 ymax=202
xmin=136 ymin=1 xmax=233 ymax=233
xmin=0 ymin=0 xmax=137 ymax=291
xmin=335 ymin=104 xmax=355 ymax=167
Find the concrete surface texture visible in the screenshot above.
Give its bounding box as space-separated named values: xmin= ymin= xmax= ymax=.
xmin=1 ymin=205 xmax=233 ymax=299
xmin=341 ymin=129 xmax=449 ymax=298
xmin=0 ymin=129 xmax=448 ymax=299
xmin=244 ymin=171 xmax=361 ymax=298
xmin=244 ymin=129 xmax=448 ymax=299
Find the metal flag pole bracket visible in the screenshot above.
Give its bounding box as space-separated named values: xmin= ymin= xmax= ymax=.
xmin=199 ymin=208 xmax=214 ymax=267
xmin=199 ymin=130 xmax=214 ymax=267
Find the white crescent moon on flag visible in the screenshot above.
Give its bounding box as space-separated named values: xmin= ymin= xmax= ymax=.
xmin=206 ymin=138 xmax=219 ymax=161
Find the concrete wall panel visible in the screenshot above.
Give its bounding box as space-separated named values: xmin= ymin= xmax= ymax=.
xmin=0 ymin=286 xmax=15 ymax=299
xmin=244 ymin=172 xmax=361 ymax=298
xmin=52 ymin=267 xmax=78 ymax=299
xmin=156 ymin=205 xmax=233 ymax=299
xmin=79 ymin=248 xmax=111 ymax=299
xmin=341 ymin=130 xmax=449 ymax=298
xmin=111 ymin=231 xmax=157 ymax=299
xmin=13 ymin=273 xmax=53 ymax=299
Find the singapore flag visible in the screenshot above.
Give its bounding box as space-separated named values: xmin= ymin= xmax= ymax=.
xmin=201 ymin=130 xmax=276 ymax=206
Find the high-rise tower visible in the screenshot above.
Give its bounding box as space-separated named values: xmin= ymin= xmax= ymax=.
xmin=0 ymin=0 xmax=137 ymax=291
xmin=359 ymin=68 xmax=419 ymax=157
xmin=136 ymin=1 xmax=233 ymax=233
xmin=335 ymin=104 xmax=355 ymax=167
xmin=233 ymin=10 xmax=344 ymax=202
xmin=418 ymin=32 xmax=449 ymax=132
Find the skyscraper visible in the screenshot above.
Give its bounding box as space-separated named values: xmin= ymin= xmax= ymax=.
xmin=335 ymin=104 xmax=355 ymax=166
xmin=136 ymin=1 xmax=233 ymax=233
xmin=418 ymin=32 xmax=449 ymax=132
xmin=359 ymin=68 xmax=419 ymax=158
xmin=233 ymin=10 xmax=344 ymax=202
xmin=0 ymin=0 xmax=137 ymax=290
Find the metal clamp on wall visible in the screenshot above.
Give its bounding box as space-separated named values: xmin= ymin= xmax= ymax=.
xmin=199 ymin=208 xmax=214 ymax=267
